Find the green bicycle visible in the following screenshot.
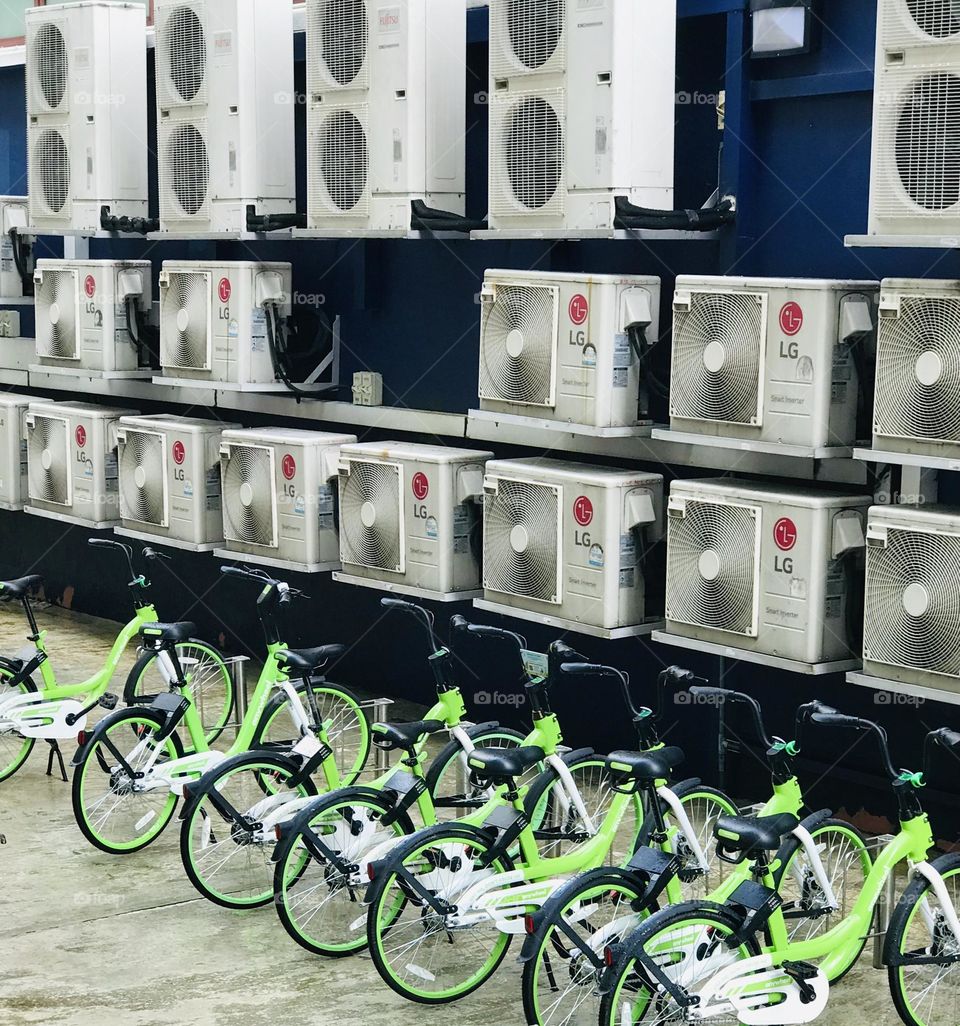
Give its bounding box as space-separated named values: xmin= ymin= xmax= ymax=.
xmin=519 ymin=685 xmax=872 ymax=1026
xmin=598 ymin=710 xmax=960 ymax=1026
xmin=0 ymin=538 xmax=232 ymax=783
xmin=70 ymin=564 xmax=370 ymax=854
xmin=363 ymin=656 xmax=738 ymax=1005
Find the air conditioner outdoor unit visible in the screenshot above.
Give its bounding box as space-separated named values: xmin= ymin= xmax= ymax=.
xmin=478 ymin=457 xmax=664 ymax=637
xmin=474 ymin=269 xmax=661 ymax=431
xmin=26 ymin=1 xmax=148 ymax=232
xmin=487 ymin=0 xmax=675 ymax=233
xmin=0 ymin=197 xmax=28 ymax=297
xmin=863 ymin=504 xmax=960 ymax=693
xmin=216 ymin=427 xmax=357 ymax=573
xmin=155 ymin=0 xmax=295 ymax=234
xmin=868 ymin=0 xmax=960 ymax=238
xmin=872 ymin=278 xmax=960 ymax=459
xmin=24 ymin=400 xmax=138 ymax=528
xmin=663 ymin=479 xmax=870 ymax=668
xmin=0 ymin=393 xmax=38 ymax=511
xmin=116 ymin=415 xmax=240 ymax=551
xmin=156 ymin=260 xmax=292 ymax=388
xmin=334 ymin=441 xmax=493 ymax=601
xmin=664 ymin=276 xmax=879 ymax=450
xmin=304 ymin=0 xmax=466 ymax=234
xmin=32 ymin=259 xmax=152 ymax=377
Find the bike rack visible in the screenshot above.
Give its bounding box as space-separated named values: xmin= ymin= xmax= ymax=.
xmin=363 ymin=698 xmax=394 ymax=775
xmin=212 ymin=656 xmax=252 ymax=734
xmin=869 ymin=833 xmax=897 ymax=969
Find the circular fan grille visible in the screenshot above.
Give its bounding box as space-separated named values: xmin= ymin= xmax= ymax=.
xmin=505 ymin=96 xmax=563 ymax=211
xmin=120 ymin=431 xmax=165 ymax=526
xmin=906 ymin=0 xmax=960 ymax=38
xmin=483 ymin=479 xmax=559 ymax=602
xmin=164 ymin=6 xmax=206 ymax=102
xmin=340 ymin=461 xmax=401 ymax=572
xmin=319 ymin=0 xmax=368 ymax=86
xmin=865 ymin=526 xmax=960 ymax=677
xmin=33 ymin=22 xmax=67 ymax=109
xmin=37 ymin=269 xmax=77 ymax=359
xmin=167 ymin=123 xmax=209 ymax=216
xmin=223 ymin=446 xmax=276 ymax=546
xmin=672 ymin=293 xmax=764 ymax=425
xmin=667 ymin=501 xmax=758 ymax=636
xmin=28 ymin=416 xmax=68 ymax=506
xmin=161 ymin=273 xmax=210 ymax=369
xmin=319 ymin=111 xmax=369 ymax=212
xmin=480 ymin=286 xmax=556 ymax=405
xmin=896 ymin=72 xmax=960 ymax=211
xmin=34 ymin=129 xmax=70 ymax=214
xmin=875 ymin=296 xmax=960 ymax=442
xmin=505 ymin=0 xmax=562 ymax=70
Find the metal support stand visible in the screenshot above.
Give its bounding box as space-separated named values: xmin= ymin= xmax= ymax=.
xmin=363 ymin=698 xmax=395 ymax=774
xmin=218 ymin=656 xmax=251 ymax=735
xmin=870 ymin=834 xmax=897 ymax=968
xmin=45 ymin=739 xmax=67 ymax=782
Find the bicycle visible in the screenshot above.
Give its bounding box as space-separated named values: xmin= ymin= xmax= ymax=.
xmin=519 ymin=685 xmax=872 ymax=1026
xmin=363 ymin=657 xmax=738 ymax=1005
xmin=597 ymin=710 xmax=960 ymax=1026
xmin=0 ymin=538 xmax=232 ymax=783
xmin=70 ymin=565 xmax=370 ymax=854
xmin=185 ymin=597 xmax=529 ymax=913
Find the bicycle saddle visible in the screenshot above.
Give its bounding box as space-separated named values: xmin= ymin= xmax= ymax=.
xmin=372 ymin=719 xmax=446 ymax=752
xmin=714 ymin=812 xmax=799 ymax=859
xmin=140 ymin=622 xmax=196 ymax=644
xmin=0 ymin=575 xmax=43 ymax=599
xmin=276 ymin=645 xmax=346 ymax=675
xmin=605 ymin=747 xmax=685 ymax=783
xmin=467 ymin=745 xmax=544 ymax=783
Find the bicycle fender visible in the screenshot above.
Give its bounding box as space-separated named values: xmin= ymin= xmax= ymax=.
xmin=69 ymin=706 xmax=164 ymax=768
xmin=671 ymin=776 xmax=703 ymax=794
xmin=772 ymin=808 xmax=833 ymax=867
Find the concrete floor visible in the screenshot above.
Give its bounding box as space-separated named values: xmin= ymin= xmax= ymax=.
xmin=0 ymin=604 xmax=904 ymax=1025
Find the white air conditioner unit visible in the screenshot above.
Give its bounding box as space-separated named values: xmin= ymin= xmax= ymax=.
xmin=216 ymin=427 xmax=357 ymax=573
xmin=0 ymin=197 xmax=28 ymax=298
xmin=155 ymin=0 xmax=295 ymax=234
xmin=32 ymin=259 xmax=152 ymax=377
xmin=475 ymin=269 xmax=661 ymax=430
xmin=156 ymin=260 xmax=292 ymax=387
xmin=304 ymin=0 xmax=466 ymax=233
xmin=478 ymin=457 xmax=664 ymax=637
xmin=334 ymin=441 xmax=492 ymax=601
xmin=116 ymin=415 xmax=240 ymax=551
xmin=24 ymin=400 xmax=138 ymax=528
xmin=872 ymin=277 xmax=960 ymax=459
xmin=487 ymin=0 xmax=675 ymax=232
xmin=0 ymin=393 xmax=37 ymax=510
xmin=863 ymin=504 xmax=960 ymax=693
xmin=26 ymin=2 xmax=148 ymax=232
xmin=664 ymin=479 xmax=870 ymax=667
xmin=666 ymin=276 xmax=879 ymax=449
xmin=868 ymin=0 xmax=960 ymax=238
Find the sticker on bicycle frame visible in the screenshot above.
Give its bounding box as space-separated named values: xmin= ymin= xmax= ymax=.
xmin=521 ymin=649 xmax=549 ymax=681
xmin=292 ymin=735 xmax=323 ymax=759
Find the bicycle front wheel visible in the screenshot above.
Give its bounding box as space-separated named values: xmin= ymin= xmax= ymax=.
xmin=425 ymin=725 xmax=526 ymax=817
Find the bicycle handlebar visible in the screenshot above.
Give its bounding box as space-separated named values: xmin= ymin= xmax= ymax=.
xmin=379 ymin=595 xmax=438 ymax=651
xmin=809 ymin=710 xmax=899 ymax=781
xmin=688 ymin=684 xmax=774 ymax=750
xmin=220 ymin=564 xmax=307 ymax=599
xmin=466 ymin=623 xmax=527 ymax=650
xmin=560 ymin=661 xmax=645 ymax=720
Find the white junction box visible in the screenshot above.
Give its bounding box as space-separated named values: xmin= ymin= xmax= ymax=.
xmin=0 ymin=393 xmax=38 ymax=510
xmin=0 ymin=197 xmax=28 ymax=297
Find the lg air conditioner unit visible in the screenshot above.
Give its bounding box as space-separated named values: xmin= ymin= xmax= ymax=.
xmin=32 ymin=259 xmax=152 ymax=378
xmin=872 ymin=278 xmax=960 ymax=460
xmin=0 ymin=393 xmax=37 ymax=510
xmin=24 ymin=400 xmax=138 ymax=528
xmin=0 ymin=197 xmax=28 ymax=297
xmin=216 ymin=427 xmax=357 ymax=573
xmin=116 ymin=415 xmax=240 ymax=551
xmin=478 ymin=457 xmax=664 ymax=638
xmin=304 ymin=0 xmax=466 ymax=234
xmin=868 ymin=0 xmax=960 ymax=238
xmin=155 ymin=0 xmax=295 ymax=234
xmin=664 ymin=479 xmax=869 ymax=669
xmin=665 ymin=277 xmax=879 ymax=451
xmin=475 ymin=270 xmax=661 ymax=431
xmin=26 ymin=2 xmax=148 ymax=232
xmin=863 ymin=504 xmax=960 ymax=693
xmin=487 ymin=0 xmax=675 ymax=232
xmin=334 ymin=442 xmax=492 ymax=601
xmin=156 ymin=260 xmax=292 ymax=388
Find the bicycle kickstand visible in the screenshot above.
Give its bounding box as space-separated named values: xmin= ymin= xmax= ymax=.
xmin=46 ymin=740 xmax=68 ymax=782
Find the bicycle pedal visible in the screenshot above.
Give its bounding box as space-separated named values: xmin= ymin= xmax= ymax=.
xmin=782 ymin=960 xmax=820 ymax=1004
xmin=99 ymin=693 xmax=119 ymax=710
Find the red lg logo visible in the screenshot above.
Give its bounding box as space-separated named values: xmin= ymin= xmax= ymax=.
xmin=779 ymin=302 xmax=803 ymax=337
xmin=412 ymin=472 xmax=429 ymax=500
xmin=218 ymin=277 xmax=232 ymax=304
xmin=573 ymin=495 xmax=593 ymax=527
xmin=569 ymin=294 xmax=589 ymax=326
xmin=172 ymin=441 xmax=186 ymax=465
xmin=84 ymin=275 xmax=96 ymax=299
xmin=281 ymin=454 xmax=296 ymax=480
xmin=75 ymin=425 xmax=87 ymax=448
xmin=774 ymin=517 xmax=797 ymax=551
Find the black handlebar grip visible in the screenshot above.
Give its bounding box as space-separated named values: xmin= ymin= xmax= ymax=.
xmin=466 ymin=624 xmax=509 ymax=639
xmin=810 ymin=711 xmax=868 ymax=730
xmin=380 ymin=597 xmax=409 ymax=609
xmin=937 ymin=727 xmax=960 ymax=749
xmin=220 ymin=566 xmax=247 ymax=578
xmin=87 ymin=538 xmax=117 ymax=548
xmin=688 ymin=685 xmax=730 ymax=699
xmin=449 ymin=614 xmax=470 ymax=631
xmin=560 ymin=662 xmax=606 ymax=676
xmin=803 ymin=700 xmax=838 ymax=717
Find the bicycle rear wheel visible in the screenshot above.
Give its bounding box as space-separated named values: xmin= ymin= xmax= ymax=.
xmin=0 ymin=670 xmax=37 ymax=782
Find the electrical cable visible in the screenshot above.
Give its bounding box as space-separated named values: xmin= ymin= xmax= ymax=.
xmin=8 ymin=228 xmax=33 ymax=295
xmin=124 ymin=295 xmax=159 ymax=367
xmin=265 ymin=303 xmax=313 ymax=404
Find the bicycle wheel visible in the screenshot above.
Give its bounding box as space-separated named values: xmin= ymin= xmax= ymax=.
xmin=772 ymin=817 xmax=872 ymax=981
xmin=887 ymin=852 xmax=960 ymax=1026
xmin=71 ymin=707 xmax=184 ymax=854
xmin=425 ymin=725 xmax=526 ymax=818
xmin=366 ymin=822 xmax=514 ymax=1003
xmin=180 ymin=751 xmax=319 ymax=909
xmin=0 ymin=669 xmax=37 ymax=783
xmin=254 ymin=680 xmax=370 ymax=785
xmin=597 ymin=901 xmax=761 ymax=1026
xmin=126 ymin=640 xmax=233 ymax=747
xmin=522 ymin=868 xmax=649 ymax=1026
xmin=274 ymin=787 xmax=414 ymax=957
xmin=658 ymin=782 xmax=739 ymax=901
